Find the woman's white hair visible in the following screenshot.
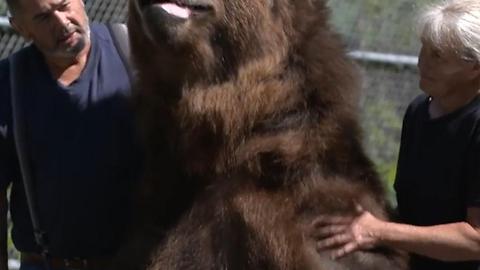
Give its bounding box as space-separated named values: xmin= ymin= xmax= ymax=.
xmin=418 ymin=0 xmax=480 ymax=62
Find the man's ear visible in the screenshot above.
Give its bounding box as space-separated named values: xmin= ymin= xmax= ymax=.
xmin=9 ymin=17 xmax=31 ymax=41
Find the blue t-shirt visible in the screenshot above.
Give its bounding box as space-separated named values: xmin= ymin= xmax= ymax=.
xmin=0 ymin=24 xmax=142 ymax=258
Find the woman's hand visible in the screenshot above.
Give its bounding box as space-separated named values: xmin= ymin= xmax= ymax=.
xmin=311 ymin=206 xmax=388 ymax=259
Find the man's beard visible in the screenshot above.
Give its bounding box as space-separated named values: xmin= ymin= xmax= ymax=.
xmin=66 ymin=25 xmax=91 ymax=55
xmin=50 ymin=23 xmax=91 ymax=58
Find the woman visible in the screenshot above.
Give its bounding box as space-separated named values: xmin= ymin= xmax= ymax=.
xmin=315 ymin=0 xmax=480 ymax=269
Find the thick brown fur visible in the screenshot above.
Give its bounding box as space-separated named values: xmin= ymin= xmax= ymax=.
xmin=123 ymin=0 xmax=408 ymax=269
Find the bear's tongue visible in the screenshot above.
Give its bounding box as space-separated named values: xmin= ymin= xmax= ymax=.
xmin=160 ymin=3 xmax=191 ymax=19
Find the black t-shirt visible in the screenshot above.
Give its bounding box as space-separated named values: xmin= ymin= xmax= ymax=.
xmin=394 ymin=94 xmax=480 ymax=270
xmin=0 ymin=24 xmax=142 ymax=258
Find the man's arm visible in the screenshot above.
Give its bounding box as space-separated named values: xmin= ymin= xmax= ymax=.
xmin=0 ymin=189 xmax=8 ymax=270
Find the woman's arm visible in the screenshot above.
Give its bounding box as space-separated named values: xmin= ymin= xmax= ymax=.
xmin=314 ymin=207 xmax=480 ymax=261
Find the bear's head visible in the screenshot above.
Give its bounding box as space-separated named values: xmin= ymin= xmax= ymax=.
xmin=129 ymin=0 xmax=361 ymax=178
xmin=128 ymin=0 xmax=333 ymax=96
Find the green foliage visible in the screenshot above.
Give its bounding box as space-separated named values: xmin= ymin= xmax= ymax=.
xmin=0 ymin=0 xmax=6 ymax=16
xmin=7 ymin=232 xmax=19 ymax=260
xmin=376 ymin=160 xmax=398 ymax=205
xmin=6 ymin=188 xmax=19 ymax=260
xmin=361 ymin=97 xmax=403 ymax=203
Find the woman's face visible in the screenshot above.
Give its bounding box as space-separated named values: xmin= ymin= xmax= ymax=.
xmin=417 ymin=41 xmax=478 ymax=99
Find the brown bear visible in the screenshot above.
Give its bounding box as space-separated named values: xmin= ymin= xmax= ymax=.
xmin=123 ymin=0 xmax=408 ymax=269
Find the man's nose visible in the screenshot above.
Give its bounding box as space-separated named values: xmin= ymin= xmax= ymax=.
xmin=52 ymin=10 xmax=70 ymax=29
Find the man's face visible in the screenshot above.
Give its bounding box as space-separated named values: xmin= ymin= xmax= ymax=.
xmin=11 ymin=0 xmax=90 ymax=58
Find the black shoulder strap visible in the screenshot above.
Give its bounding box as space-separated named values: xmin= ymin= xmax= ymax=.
xmin=107 ymin=23 xmax=133 ymax=83
xmin=9 ymin=51 xmax=51 ymax=266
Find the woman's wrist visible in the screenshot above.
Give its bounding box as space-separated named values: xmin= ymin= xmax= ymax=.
xmin=373 ymin=220 xmax=397 ymax=246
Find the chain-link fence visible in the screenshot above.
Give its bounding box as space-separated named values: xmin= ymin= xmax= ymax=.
xmin=329 ymin=0 xmax=436 ymax=198
xmin=0 ymin=0 xmax=437 ymax=266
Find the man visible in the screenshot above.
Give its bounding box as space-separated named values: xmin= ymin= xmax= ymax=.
xmin=0 ymin=0 xmax=142 ymax=269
